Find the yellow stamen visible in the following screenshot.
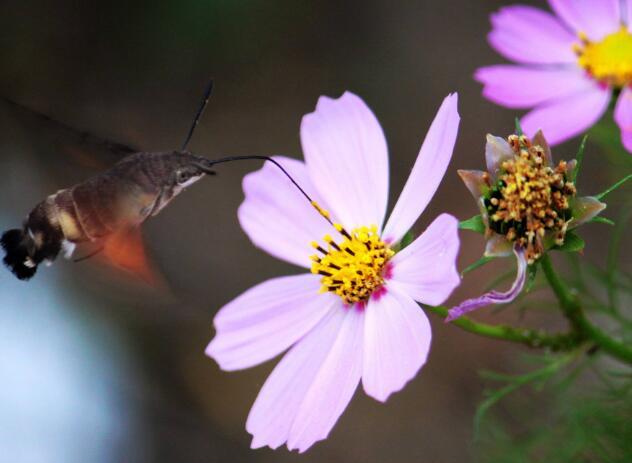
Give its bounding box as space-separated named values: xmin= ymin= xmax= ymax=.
xmin=575 ymin=26 xmax=632 ymax=88
xmin=310 ymin=224 xmax=393 ymax=305
xmin=486 ymin=135 xmax=576 ymax=264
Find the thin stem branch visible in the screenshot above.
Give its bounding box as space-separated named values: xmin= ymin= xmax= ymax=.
xmin=595 ymin=173 xmax=631 ymax=200
xmin=426 ymin=305 xmax=579 ymax=351
xmin=540 ymin=254 xmax=632 ymax=365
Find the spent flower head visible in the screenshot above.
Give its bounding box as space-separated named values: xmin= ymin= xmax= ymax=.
xmin=448 ymin=130 xmax=605 ymax=321
xmin=483 ymin=133 xmax=578 ymax=263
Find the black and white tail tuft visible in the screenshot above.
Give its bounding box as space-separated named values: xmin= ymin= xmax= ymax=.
xmin=1 ymin=229 xmax=37 ymax=280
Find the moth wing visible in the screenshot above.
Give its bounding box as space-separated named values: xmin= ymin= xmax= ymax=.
xmin=2 ymin=97 xmax=139 ymax=174
xmin=100 ymin=227 xmax=166 ymax=288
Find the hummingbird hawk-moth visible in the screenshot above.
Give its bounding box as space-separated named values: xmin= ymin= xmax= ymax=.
xmin=1 ymin=83 xmax=312 ymax=281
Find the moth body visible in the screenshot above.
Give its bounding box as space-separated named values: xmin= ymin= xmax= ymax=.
xmin=2 ymin=151 xmax=215 ymax=280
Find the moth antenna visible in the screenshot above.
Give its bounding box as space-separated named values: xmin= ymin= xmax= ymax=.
xmin=200 ymin=155 xmax=334 ymax=225
xmin=182 ymin=80 xmax=214 ymax=152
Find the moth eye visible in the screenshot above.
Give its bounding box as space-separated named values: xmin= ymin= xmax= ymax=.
xmin=177 ymin=171 xmax=191 ymax=184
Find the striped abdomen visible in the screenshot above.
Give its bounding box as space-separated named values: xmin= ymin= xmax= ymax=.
xmin=50 ymin=173 xmax=163 ymax=242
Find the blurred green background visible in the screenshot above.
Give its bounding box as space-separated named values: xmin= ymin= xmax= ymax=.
xmin=1 ymin=1 xmax=630 ymax=461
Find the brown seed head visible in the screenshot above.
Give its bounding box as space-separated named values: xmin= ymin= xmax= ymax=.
xmin=484 ymin=135 xmax=576 ymax=263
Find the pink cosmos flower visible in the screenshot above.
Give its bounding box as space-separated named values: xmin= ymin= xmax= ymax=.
xmin=206 ymin=92 xmax=461 ymax=452
xmin=476 ymin=0 xmax=632 ymax=152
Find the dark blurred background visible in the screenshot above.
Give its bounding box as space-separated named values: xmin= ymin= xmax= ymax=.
xmin=1 ymin=1 xmax=629 ymax=462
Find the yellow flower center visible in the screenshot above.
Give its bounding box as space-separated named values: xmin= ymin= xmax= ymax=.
xmin=574 ymin=27 xmax=632 ymax=88
xmin=310 ymin=223 xmax=393 ymax=306
xmin=485 ymin=135 xmax=576 ymax=264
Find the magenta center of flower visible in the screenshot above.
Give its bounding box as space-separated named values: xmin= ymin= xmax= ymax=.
xmin=310 ymin=224 xmax=393 ymax=305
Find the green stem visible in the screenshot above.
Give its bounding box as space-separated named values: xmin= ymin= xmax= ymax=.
xmin=595 ymin=173 xmax=632 ymax=200
xmin=426 ymin=306 xmax=579 ymax=351
xmin=540 ymin=254 xmax=632 ymax=365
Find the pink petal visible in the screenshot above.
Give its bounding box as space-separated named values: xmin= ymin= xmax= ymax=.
xmin=382 ymin=94 xmax=460 ymax=243
xmin=627 ymin=1 xmax=632 ymax=32
xmin=362 ymin=286 xmax=432 ymax=402
xmin=206 ymin=274 xmax=336 ymax=371
xmin=475 ymin=66 xmax=594 ymax=109
xmin=301 ymin=92 xmax=389 ymax=229
xmin=521 ymin=86 xmax=611 ymax=145
xmin=532 ymin=130 xmax=554 ymax=166
xmin=621 ymin=131 xmax=632 ymax=152
xmin=488 ymin=5 xmax=577 ymax=64
xmin=446 ymin=248 xmax=527 ymax=321
xmin=458 ymin=169 xmax=489 ymax=204
xmin=388 ymin=213 xmax=460 ymax=306
xmin=246 ymin=307 xmax=347 ymax=450
xmin=287 ymin=306 xmax=363 ymax=452
xmin=485 ymin=233 xmax=514 ymax=257
xmin=548 ymin=0 xmax=621 ymax=41
xmin=615 ymin=88 xmax=632 ymax=153
xmin=485 ymin=134 xmax=514 ymax=178
xmin=238 ymin=156 xmax=335 ymax=268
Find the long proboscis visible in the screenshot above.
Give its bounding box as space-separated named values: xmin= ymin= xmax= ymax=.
xmin=196 ymin=155 xmax=333 ymax=225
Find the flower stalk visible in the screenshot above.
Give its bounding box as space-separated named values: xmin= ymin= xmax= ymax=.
xmin=428 ymin=305 xmax=580 ymax=351
xmin=433 ymin=255 xmax=632 ymax=365
xmin=540 ymin=254 xmax=632 ymax=365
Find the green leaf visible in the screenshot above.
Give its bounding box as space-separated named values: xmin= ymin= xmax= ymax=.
xmin=514 ymin=117 xmax=523 ymax=136
xmin=588 ymin=117 xmax=632 ymax=166
xmin=459 ymin=215 xmax=486 ymax=234
xmin=595 ymin=174 xmax=632 ymax=200
xmin=525 ymin=263 xmax=538 ymax=293
xmin=590 ymin=216 xmax=615 ymax=226
xmin=462 ymin=255 xmax=495 ymax=276
xmin=606 ymin=206 xmax=632 ymax=314
xmin=571 ymin=135 xmax=588 ymax=184
xmin=397 ymin=231 xmax=415 ymax=251
xmin=553 ymin=231 xmax=585 ymax=253
xmin=476 ymin=362 xmax=632 ymax=461
xmin=474 ymin=354 xmax=574 ymax=439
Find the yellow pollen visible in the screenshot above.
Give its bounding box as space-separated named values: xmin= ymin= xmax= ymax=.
xmin=310 ymin=200 xmax=331 ymax=220
xmin=486 ymin=135 xmax=576 ymax=264
xmin=310 ymin=224 xmax=393 ymax=305
xmin=575 ymin=26 xmax=632 ymax=88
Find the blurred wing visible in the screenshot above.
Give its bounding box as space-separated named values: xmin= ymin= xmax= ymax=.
xmin=1 ymin=97 xmax=139 ymax=171
xmin=100 ymin=227 xmax=165 ymax=287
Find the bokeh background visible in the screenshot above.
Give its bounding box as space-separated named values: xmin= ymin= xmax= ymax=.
xmin=1 ymin=1 xmax=630 ymax=461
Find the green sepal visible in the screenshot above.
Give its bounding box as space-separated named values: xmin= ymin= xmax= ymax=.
xmin=514 ymin=117 xmax=523 ymax=136
xmin=397 ymin=230 xmax=415 ymax=252
xmin=589 ymin=216 xmax=615 ymax=226
xmin=552 ymin=231 xmax=585 ymax=253
xmin=459 ymin=215 xmax=486 ymax=234
xmin=461 ymin=255 xmax=495 ymax=277
xmin=525 ymin=263 xmax=538 ymax=293
xmin=570 ymin=135 xmax=587 ymax=184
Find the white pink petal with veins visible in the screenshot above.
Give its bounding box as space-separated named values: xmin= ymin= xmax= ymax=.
xmin=207 ymin=91 xmax=461 ymax=452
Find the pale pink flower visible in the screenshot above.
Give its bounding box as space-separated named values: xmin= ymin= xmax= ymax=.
xmin=206 ymin=92 xmax=461 ymax=452
xmin=476 ymin=0 xmax=632 ymax=152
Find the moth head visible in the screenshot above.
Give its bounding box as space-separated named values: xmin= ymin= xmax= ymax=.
xmin=173 ymin=157 xmax=217 ymax=188
xmin=174 ymin=165 xmax=205 ymax=188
